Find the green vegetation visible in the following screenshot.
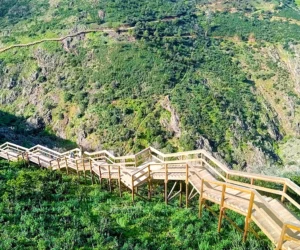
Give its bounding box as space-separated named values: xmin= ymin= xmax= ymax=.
xmin=0 ymin=160 xmax=272 ymax=249
xmin=277 ymin=6 xmax=300 ymax=21
xmin=1 ymin=1 xmax=300 ymax=249
xmin=1 ymin=0 xmax=300 ymax=169
xmin=211 ymin=12 xmax=300 ymax=43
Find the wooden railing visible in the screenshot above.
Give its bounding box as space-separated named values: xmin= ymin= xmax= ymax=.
xmin=276 ymin=222 xmax=300 ymax=250
xmin=0 ymin=142 xmax=28 ymax=153
xmin=199 ymin=178 xmax=255 ymax=241
xmin=85 ymin=150 xmax=136 ymax=167
xmin=130 ymin=164 xmax=151 ymax=200
xmin=135 ymin=148 xmax=151 ymax=166
xmin=198 ymin=153 xmax=300 ymax=211
xmin=148 ymin=146 xmax=300 ymax=214
xmin=1 ymin=141 xmax=300 ymax=223
xmin=6 ymin=142 xmax=298 ymax=213
xmin=61 ymin=148 xmax=81 ymax=158
xmin=0 ymin=142 xmax=28 ymax=161
xmin=28 ymin=145 xmax=61 ymax=161
xmin=1 ymin=141 xmax=300 ymax=248
xmin=2 ymin=142 xmax=300 ymax=208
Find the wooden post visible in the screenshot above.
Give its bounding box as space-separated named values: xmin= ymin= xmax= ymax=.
xmin=6 ymin=152 xmax=10 ymax=162
xmin=165 ymin=182 xmax=168 ymax=204
xmin=98 ymin=165 xmax=102 ymax=185
xmin=250 ymin=178 xmax=254 ymax=185
xmin=108 ymin=165 xmax=112 ymax=192
xmin=148 ymin=165 xmax=151 ymax=200
xmin=148 ymin=180 xmax=152 ymax=200
xmin=21 ymin=153 xmax=26 ymax=167
xmin=57 ymin=159 xmax=61 ymax=171
xmin=186 ymin=164 xmax=189 ymax=208
xmin=49 ymin=160 xmax=53 ymax=171
xmin=118 ymin=166 xmax=122 ymax=197
xmin=134 ymin=156 xmax=137 ymax=168
xmin=132 ymin=176 xmax=135 ymax=202
xmin=26 ymin=152 xmax=30 ymax=166
xmin=281 ymin=183 xmax=287 ymax=203
xmin=38 ymin=156 xmax=41 ymax=167
xmin=82 ymin=159 xmax=86 ymax=182
xmin=199 ymin=179 xmax=205 ymax=218
xmin=65 ymin=157 xmax=69 ymax=175
xmin=276 ymin=224 xmax=287 ymax=250
xmin=165 ymin=164 xmax=168 ymax=204
xmin=218 ymin=207 xmax=226 ymax=232
xmin=218 ymin=184 xmax=226 ymax=233
xmin=89 ymin=159 xmax=94 ymax=185
xmin=243 ymin=192 xmax=255 ymax=242
xmin=179 ymin=181 xmax=183 ymax=207
xmin=76 ymin=160 xmax=79 ymax=178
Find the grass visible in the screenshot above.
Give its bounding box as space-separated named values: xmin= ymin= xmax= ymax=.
xmin=0 ymin=160 xmax=273 ymax=249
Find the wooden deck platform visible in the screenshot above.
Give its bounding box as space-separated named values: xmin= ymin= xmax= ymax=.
xmin=0 ymin=142 xmax=299 ymax=249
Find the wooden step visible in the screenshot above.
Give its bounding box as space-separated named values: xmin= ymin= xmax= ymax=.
xmin=282 ymin=241 xmax=300 ymax=250
xmin=268 ymin=198 xmax=300 ymax=222
xmin=263 ymin=195 xmax=273 ymax=202
xmin=1 ymin=143 xmax=300 ymax=250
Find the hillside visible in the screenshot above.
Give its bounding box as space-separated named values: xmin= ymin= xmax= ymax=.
xmin=0 ymin=160 xmax=273 ymax=249
xmin=1 ymin=0 xmax=300 ymax=173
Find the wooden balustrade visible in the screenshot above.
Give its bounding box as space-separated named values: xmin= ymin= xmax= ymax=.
xmin=1 ymin=141 xmax=299 ymax=211
xmin=276 ymin=222 xmax=300 ymax=250
xmin=200 ymin=179 xmax=256 ymax=242
xmin=1 ymin=141 xmax=300 ymax=249
xmin=198 ymin=155 xmax=300 ymax=211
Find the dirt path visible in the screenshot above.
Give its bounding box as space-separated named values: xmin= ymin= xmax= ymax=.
xmin=0 ymin=27 xmax=132 ymax=53
xmin=0 ymin=17 xmax=178 ymax=54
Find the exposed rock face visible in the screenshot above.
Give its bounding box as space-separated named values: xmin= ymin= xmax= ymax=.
xmin=285 ymin=44 xmax=300 ymax=94
xmin=160 ymin=96 xmax=181 ymax=137
xmin=195 ymin=135 xmax=212 ymax=152
xmin=61 ymin=33 xmax=86 ymax=52
xmin=6 ymin=77 xmax=17 ymax=89
xmin=98 ymin=10 xmax=105 ymax=20
xmin=26 ymin=116 xmax=45 ymax=130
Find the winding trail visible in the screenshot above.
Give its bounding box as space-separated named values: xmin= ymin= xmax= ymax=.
xmin=0 ymin=26 xmax=133 ymax=54
xmin=0 ymin=17 xmax=178 ymax=54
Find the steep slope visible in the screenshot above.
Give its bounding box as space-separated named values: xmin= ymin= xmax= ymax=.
xmin=0 ymin=0 xmax=300 ymax=172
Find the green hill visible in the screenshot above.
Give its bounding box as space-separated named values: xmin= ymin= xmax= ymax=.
xmin=1 ymin=0 xmax=300 ymax=173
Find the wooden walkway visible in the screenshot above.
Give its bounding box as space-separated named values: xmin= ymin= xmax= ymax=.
xmin=0 ymin=142 xmax=300 ymax=249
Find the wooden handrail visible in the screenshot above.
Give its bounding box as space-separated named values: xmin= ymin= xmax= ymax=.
xmin=198 ymin=157 xmax=300 ymax=212
xmin=2 ymin=140 xmax=300 ymax=249
xmin=1 ymin=140 xmax=300 ymax=215
xmin=276 ymin=222 xmax=300 ymax=250
xmin=202 ymin=179 xmax=254 ymax=195
xmin=0 ymin=142 xmax=28 ymax=152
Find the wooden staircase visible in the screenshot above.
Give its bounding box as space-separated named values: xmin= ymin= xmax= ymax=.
xmin=0 ymin=141 xmax=299 ymax=249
